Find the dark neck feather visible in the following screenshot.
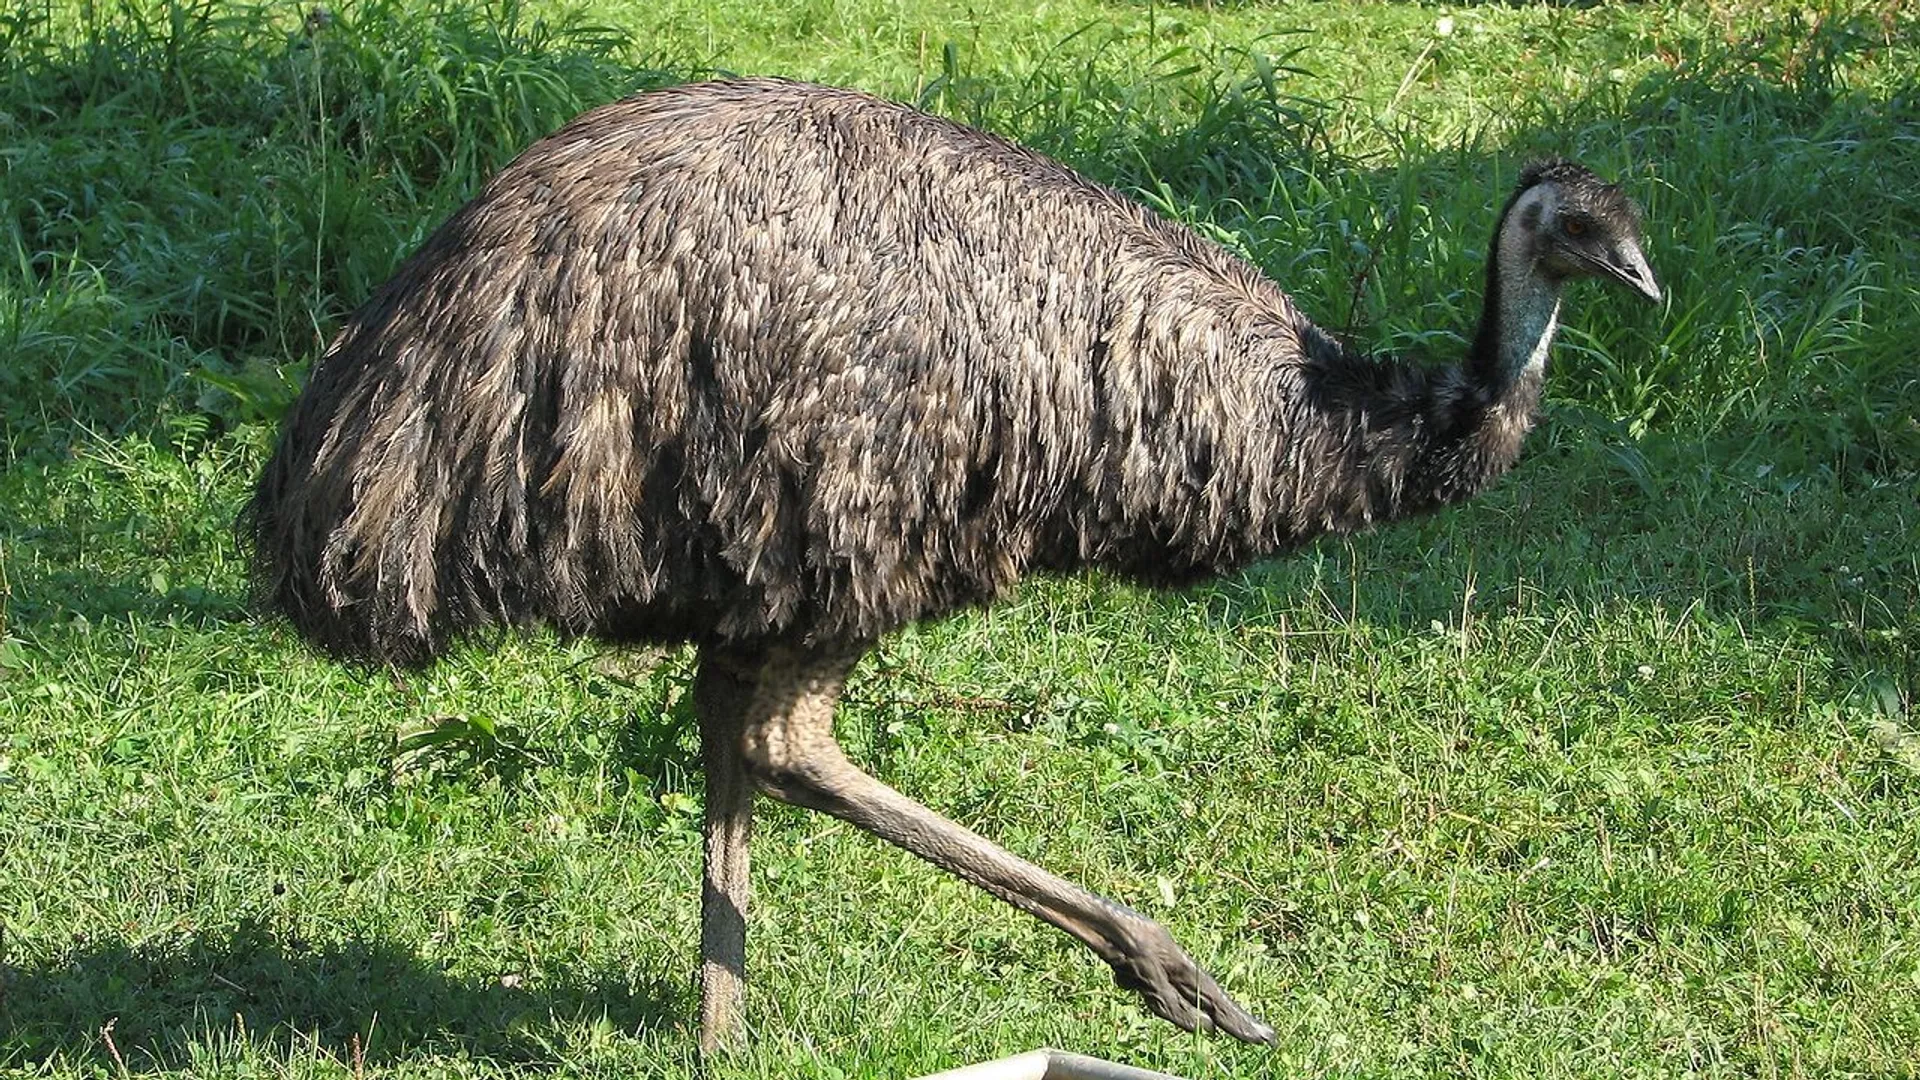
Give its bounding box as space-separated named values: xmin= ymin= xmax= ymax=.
xmin=1468 ymin=219 xmax=1515 ymax=389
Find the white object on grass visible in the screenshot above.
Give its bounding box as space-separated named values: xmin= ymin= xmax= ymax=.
xmin=915 ymin=1048 xmax=1186 ymax=1080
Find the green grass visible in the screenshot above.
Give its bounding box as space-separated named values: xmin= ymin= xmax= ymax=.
xmin=2 ymin=0 xmax=1917 ymax=1076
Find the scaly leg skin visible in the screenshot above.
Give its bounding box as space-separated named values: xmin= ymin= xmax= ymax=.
xmin=695 ymin=648 xmax=756 ymax=1054
xmin=705 ymin=639 xmax=1275 ymax=1045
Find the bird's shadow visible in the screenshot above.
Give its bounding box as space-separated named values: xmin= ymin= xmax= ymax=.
xmin=0 ymin=920 xmax=684 ymax=1072
xmin=0 ymin=565 xmax=250 ymax=635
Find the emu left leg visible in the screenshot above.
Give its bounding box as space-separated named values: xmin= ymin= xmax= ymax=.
xmin=726 ymin=639 xmax=1275 ymax=1045
xmin=694 ymin=645 xmax=756 ymax=1053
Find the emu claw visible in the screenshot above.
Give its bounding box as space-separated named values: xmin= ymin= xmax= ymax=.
xmin=1107 ymin=918 xmax=1275 ymax=1045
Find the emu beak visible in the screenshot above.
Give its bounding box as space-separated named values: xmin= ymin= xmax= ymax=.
xmin=1598 ymin=241 xmax=1662 ymax=304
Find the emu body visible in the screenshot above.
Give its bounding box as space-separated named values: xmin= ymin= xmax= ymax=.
xmin=247 ymin=77 xmax=1659 ymax=1048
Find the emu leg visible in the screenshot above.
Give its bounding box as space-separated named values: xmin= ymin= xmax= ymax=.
xmin=710 ymin=640 xmax=1275 ymax=1045
xmin=694 ymin=648 xmax=756 ymax=1053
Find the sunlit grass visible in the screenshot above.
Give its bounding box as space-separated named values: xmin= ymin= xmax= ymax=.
xmin=1 ymin=0 xmax=1916 ymax=1076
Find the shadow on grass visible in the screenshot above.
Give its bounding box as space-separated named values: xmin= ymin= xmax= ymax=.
xmin=0 ymin=567 xmax=250 ymax=635
xmin=0 ymin=921 xmax=683 ymax=1071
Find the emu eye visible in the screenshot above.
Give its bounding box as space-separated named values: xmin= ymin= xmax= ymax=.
xmin=1564 ymin=218 xmax=1588 ymax=237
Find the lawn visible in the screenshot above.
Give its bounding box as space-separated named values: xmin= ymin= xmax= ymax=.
xmin=2 ymin=0 xmax=1917 ymax=1077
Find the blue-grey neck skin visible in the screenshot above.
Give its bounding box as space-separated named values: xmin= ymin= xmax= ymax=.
xmin=1495 ymin=263 xmax=1563 ymax=384
xmin=1472 ymin=182 xmax=1566 ymax=394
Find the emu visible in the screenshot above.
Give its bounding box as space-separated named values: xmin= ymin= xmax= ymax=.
xmin=245 ymin=77 xmax=1660 ymax=1049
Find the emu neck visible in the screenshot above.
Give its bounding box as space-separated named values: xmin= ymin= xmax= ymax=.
xmin=1470 ymin=196 xmax=1564 ymax=394
xmin=1253 ymin=194 xmax=1570 ymax=549
xmin=1488 ymin=269 xmax=1561 ymax=388
xmin=1048 ymin=184 xmax=1579 ymax=585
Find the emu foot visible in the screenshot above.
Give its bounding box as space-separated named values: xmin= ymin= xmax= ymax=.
xmin=1105 ymin=913 xmax=1274 ymax=1045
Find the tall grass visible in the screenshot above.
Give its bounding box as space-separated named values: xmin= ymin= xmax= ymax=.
xmin=6 ymin=0 xmax=1912 ymax=467
xmin=1 ymin=0 xmax=665 ymax=449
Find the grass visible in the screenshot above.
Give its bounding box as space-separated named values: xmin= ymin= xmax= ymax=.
xmin=1 ymin=0 xmax=1917 ymax=1076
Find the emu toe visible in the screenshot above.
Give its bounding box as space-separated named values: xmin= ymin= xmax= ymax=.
xmin=1107 ymin=920 xmax=1275 ymax=1045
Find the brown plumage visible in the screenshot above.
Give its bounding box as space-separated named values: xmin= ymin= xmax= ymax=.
xmin=245 ymin=77 xmax=1659 ymax=1049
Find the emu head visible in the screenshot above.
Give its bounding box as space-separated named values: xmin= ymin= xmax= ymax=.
xmin=1504 ymin=160 xmax=1662 ymax=304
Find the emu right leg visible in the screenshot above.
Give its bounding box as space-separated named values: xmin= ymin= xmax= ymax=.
xmin=717 ymin=640 xmax=1275 ymax=1045
xmin=694 ymin=647 xmax=756 ymax=1053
